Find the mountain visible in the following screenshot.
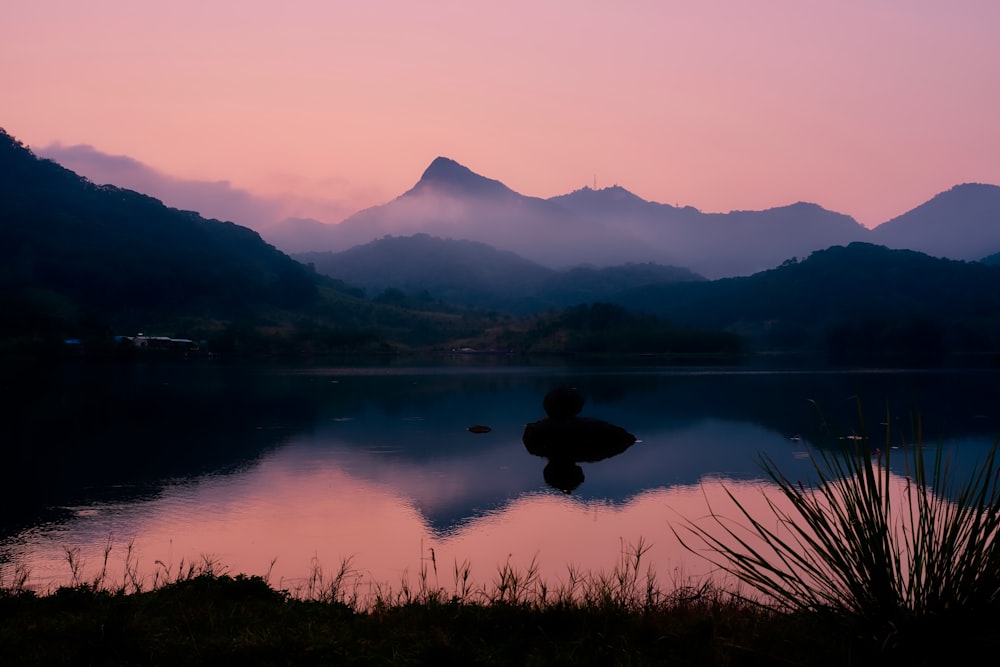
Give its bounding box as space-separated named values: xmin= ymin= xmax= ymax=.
xmin=869 ymin=183 xmax=1000 ymax=259
xmin=42 ymin=144 xmax=999 ymax=280
xmin=296 ymin=233 xmax=703 ymax=313
xmin=34 ymin=143 xmax=1000 ymax=279
xmin=297 ymin=157 xmax=609 ymax=268
xmin=552 ymin=187 xmax=867 ymax=277
xmin=262 ymin=158 xmax=870 ymax=278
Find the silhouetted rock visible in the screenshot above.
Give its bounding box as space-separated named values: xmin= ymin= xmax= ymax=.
xmin=523 ymin=416 xmax=636 ymax=462
xmin=542 ymin=386 xmax=585 ymax=420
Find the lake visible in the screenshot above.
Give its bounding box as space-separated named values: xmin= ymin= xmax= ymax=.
xmin=2 ymin=359 xmax=999 ymax=598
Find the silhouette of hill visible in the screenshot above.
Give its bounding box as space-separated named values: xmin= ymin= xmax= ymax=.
xmin=613 ymin=242 xmax=1000 ymax=363
xmin=869 ymin=183 xmax=1000 ymax=259
xmin=0 ymin=129 xmax=321 ymax=340
xmin=296 ymin=233 xmax=702 ymax=313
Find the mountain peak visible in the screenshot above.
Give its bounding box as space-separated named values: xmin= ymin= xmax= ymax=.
xmin=405 ymin=157 xmax=514 ymax=198
xmin=421 ymin=156 xmax=472 ymax=181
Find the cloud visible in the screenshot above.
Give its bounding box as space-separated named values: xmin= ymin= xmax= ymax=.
xmin=35 ymin=143 xmax=342 ymax=231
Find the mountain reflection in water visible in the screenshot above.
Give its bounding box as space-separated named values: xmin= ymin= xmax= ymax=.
xmin=2 ymin=362 xmax=999 ymax=595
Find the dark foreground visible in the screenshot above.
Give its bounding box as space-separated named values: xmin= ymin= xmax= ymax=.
xmin=4 ymin=574 xmax=998 ymax=666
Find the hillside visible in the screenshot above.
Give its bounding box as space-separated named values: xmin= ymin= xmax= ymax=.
xmin=297 ymin=234 xmax=552 ymax=311
xmin=613 ymin=242 xmax=1000 ymax=363
xmin=296 ymin=233 xmax=703 ymax=314
xmin=0 ymin=129 xmax=321 ymax=336
xmin=550 ymin=189 xmax=868 ymax=277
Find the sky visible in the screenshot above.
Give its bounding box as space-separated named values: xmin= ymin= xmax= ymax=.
xmin=3 ymin=0 xmax=999 ymax=229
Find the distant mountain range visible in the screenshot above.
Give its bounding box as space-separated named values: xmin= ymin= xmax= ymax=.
xmin=262 ymin=157 xmax=1000 ymax=279
xmin=7 ymin=122 xmax=1000 ymax=363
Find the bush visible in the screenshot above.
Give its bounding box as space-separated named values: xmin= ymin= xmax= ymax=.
xmin=679 ymin=410 xmax=1000 ymax=657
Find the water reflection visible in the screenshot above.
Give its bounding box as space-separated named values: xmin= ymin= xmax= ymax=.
xmin=2 ymin=362 xmax=999 ymax=595
xmin=523 ymin=387 xmax=637 ymax=493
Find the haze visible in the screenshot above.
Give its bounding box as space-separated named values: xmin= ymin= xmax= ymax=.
xmin=4 ymin=1 xmax=999 ymax=230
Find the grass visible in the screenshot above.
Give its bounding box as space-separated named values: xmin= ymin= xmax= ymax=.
xmin=2 ymin=540 xmax=793 ymax=666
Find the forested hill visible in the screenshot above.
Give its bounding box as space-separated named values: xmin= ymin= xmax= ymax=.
xmin=612 ymin=242 xmax=1000 ymax=362
xmin=0 ymin=129 xmax=318 ymax=338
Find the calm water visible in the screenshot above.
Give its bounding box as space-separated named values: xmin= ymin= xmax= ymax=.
xmin=2 ymin=360 xmax=999 ymax=595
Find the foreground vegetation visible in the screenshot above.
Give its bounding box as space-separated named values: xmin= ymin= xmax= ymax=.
xmin=6 ymin=429 xmax=1000 ymax=665
xmin=0 ymin=550 xmax=850 ymax=666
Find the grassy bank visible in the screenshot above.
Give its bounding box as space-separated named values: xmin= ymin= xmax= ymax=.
xmin=0 ymin=562 xmax=840 ymax=666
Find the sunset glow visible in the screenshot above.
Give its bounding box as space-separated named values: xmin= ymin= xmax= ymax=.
xmin=4 ymin=1 xmax=998 ymax=228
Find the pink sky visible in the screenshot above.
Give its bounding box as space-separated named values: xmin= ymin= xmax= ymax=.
xmin=3 ymin=0 xmax=999 ymax=228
